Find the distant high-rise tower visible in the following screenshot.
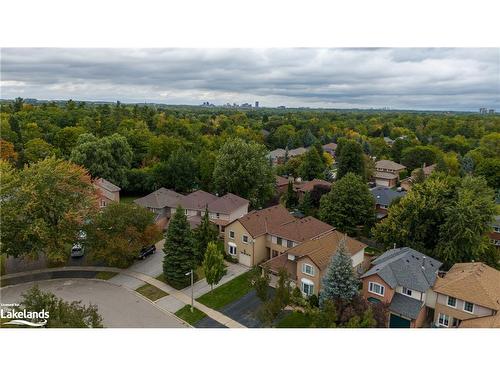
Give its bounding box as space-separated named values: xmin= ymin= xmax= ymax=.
xmin=255 ymin=101 xmax=259 ymax=108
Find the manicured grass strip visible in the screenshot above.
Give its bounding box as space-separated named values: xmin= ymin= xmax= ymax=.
xmin=120 ymin=196 xmax=141 ymax=205
xmin=135 ymin=283 xmax=168 ymax=301
xmin=276 ymin=311 xmax=313 ymax=328
xmin=156 ymin=274 xmax=166 ymax=283
xmin=94 ymin=271 xmax=118 ymax=280
xmin=175 ymin=305 xmax=207 ymax=326
xmin=196 ymin=270 xmax=255 ymax=310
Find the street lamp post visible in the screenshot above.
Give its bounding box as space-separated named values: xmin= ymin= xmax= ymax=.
xmin=185 ymin=269 xmax=194 ymax=312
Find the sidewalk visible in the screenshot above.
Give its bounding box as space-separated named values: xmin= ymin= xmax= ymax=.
xmin=1 ymin=264 xmax=247 ymax=328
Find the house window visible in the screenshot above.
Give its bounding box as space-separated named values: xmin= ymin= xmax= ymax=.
xmin=447 ymin=296 xmax=457 ymax=308
xmin=463 ymin=301 xmax=474 ymax=313
xmin=402 ymin=287 xmax=412 ymax=296
xmin=228 ymin=244 xmax=237 ymax=256
xmin=242 ymin=235 xmax=249 ymax=244
xmin=229 ymin=231 xmax=235 ymax=239
xmin=302 ymin=263 xmax=315 ymax=276
xmin=494 ymin=226 xmax=500 ymax=233
xmin=277 ymin=237 xmax=282 ymax=246
xmin=368 ymin=282 xmax=385 ymax=296
xmin=301 ymin=281 xmax=314 ymax=296
xmin=438 ymin=313 xmax=450 ymax=327
xmin=216 ymin=213 xmax=220 ymax=219
xmin=100 ymin=200 xmax=106 ymax=208
xmin=452 ymin=318 xmax=461 ymax=328
xmin=286 ymin=240 xmax=294 ymax=248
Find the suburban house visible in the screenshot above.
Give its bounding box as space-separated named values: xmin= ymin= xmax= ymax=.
xmin=93 ymin=177 xmax=120 ymax=208
xmin=262 ymin=230 xmax=367 ymax=296
xmin=275 ymin=175 xmax=332 ymax=201
xmin=267 ymin=146 xmax=309 ymax=165
xmin=400 ymin=163 xmax=436 ymax=191
xmin=224 ymin=204 xmax=333 ymax=267
xmin=373 ymin=160 xmax=407 ymax=188
xmin=432 ymin=262 xmax=500 ymax=328
xmin=361 ymin=247 xmax=442 ymax=328
xmin=487 ymin=215 xmax=500 ymax=248
xmin=134 ymin=188 xmax=249 ymax=232
xmin=322 ymin=142 xmax=337 ymax=157
xmin=370 ymin=186 xmax=406 ymax=219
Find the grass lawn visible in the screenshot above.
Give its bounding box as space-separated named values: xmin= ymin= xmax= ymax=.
xmin=196 ymin=269 xmax=256 ymax=310
xmin=276 ymin=311 xmax=313 ymax=328
xmin=135 ymin=283 xmax=168 ymax=301
xmin=120 ymin=195 xmax=141 ymax=205
xmin=0 ymin=254 xmax=6 ymax=276
xmin=175 ymin=305 xmax=207 ymax=326
xmin=156 ymin=273 xmax=166 ymax=283
xmin=94 ymin=271 xmax=118 ymax=280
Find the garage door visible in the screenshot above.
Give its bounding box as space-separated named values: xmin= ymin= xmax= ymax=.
xmin=389 ymin=314 xmax=411 ymax=328
xmin=375 ymin=178 xmax=390 ymax=187
xmin=238 ymin=252 xmax=252 ymax=267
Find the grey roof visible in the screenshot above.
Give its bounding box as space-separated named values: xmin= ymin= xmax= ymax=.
xmin=389 ymin=293 xmax=424 ymax=320
xmin=362 ymin=247 xmax=442 ymax=292
xmin=182 ymin=190 xmax=218 ymax=211
xmin=207 ymin=193 xmax=249 ymax=214
xmin=134 ymin=188 xmax=184 ymax=209
xmin=268 ymin=148 xmax=286 ymax=159
xmin=375 ymin=159 xmax=406 ymax=171
xmin=370 ymin=186 xmax=406 ymax=207
xmin=288 ymin=147 xmax=308 ymax=157
xmin=94 ymin=177 xmax=120 ymax=192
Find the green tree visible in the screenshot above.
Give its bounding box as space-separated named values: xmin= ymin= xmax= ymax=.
xmin=150 ymin=149 xmax=198 ymax=193
xmin=283 ymin=180 xmax=298 ymax=209
xmin=0 ymin=157 xmax=97 ymax=262
xmin=16 ymin=285 xmax=103 ymax=328
xmin=193 ymin=208 xmax=219 ymax=264
xmin=203 ymin=241 xmax=226 ymax=290
xmin=23 ymin=138 xmax=56 ymax=163
xmin=70 ymin=133 xmax=132 ymax=187
xmin=343 ymin=308 xmax=376 ymax=328
xmin=401 ymin=145 xmax=441 ymax=171
xmin=309 ymin=299 xmax=338 ymax=328
xmin=475 ymin=158 xmax=500 ymax=189
xmin=213 ymin=138 xmax=274 ymax=207
xmin=337 ymin=139 xmax=366 ymax=179
xmin=319 ymin=173 xmax=375 ymax=234
xmin=298 ymin=147 xmax=325 ymax=180
xmin=253 ymin=267 xmax=271 ymax=302
xmin=162 ymin=205 xmax=195 ymax=289
xmin=319 ymin=237 xmax=359 ymax=306
xmin=85 ymin=202 xmax=162 ymax=268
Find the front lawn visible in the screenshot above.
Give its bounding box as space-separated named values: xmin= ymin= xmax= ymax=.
xmin=175 ymin=305 xmax=207 ymax=326
xmin=196 ymin=269 xmax=256 ymax=310
xmin=94 ymin=271 xmax=118 ymax=280
xmin=135 ymin=283 xmax=168 ymax=301
xmin=276 ymin=311 xmax=313 ymax=328
xmin=120 ymin=195 xmax=141 ymax=205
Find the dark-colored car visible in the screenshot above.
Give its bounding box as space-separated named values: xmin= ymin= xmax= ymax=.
xmin=138 ymin=244 xmax=156 ymax=260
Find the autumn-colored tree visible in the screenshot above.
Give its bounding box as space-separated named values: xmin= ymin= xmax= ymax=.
xmin=0 ymin=139 xmax=18 ymax=164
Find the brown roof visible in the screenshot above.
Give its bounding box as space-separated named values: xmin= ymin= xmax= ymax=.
xmin=374 ymin=171 xmax=398 ymax=180
xmin=294 ymin=178 xmax=332 ymax=193
xmin=433 ymin=262 xmax=500 ymax=311
xmin=322 ymin=142 xmax=337 ymax=151
xmin=288 ymin=230 xmax=367 ymax=270
xmin=275 ymin=175 xmax=290 ymax=187
xmin=269 ymin=216 xmax=333 ymax=243
xmin=375 ymin=160 xmax=406 ymax=171
xmin=261 ymin=253 xmax=297 ymax=279
xmin=236 ymin=204 xmax=333 ymax=242
xmin=422 ymin=163 xmax=436 ymax=176
xmin=237 ymin=205 xmax=294 ymax=238
xmin=459 ymin=314 xmax=500 ymax=328
xmin=134 ymin=188 xmax=184 ymax=209
xmin=182 ymin=190 xmax=218 ymax=211
xmin=207 ymin=193 xmax=249 ymax=214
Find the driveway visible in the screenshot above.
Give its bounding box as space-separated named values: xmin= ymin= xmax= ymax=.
xmin=0 ymin=278 xmax=187 ymax=328
xmin=108 ymin=239 xmax=165 ymax=289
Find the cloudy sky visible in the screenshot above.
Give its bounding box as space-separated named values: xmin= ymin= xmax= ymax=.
xmin=1 ymin=48 xmax=499 ymax=111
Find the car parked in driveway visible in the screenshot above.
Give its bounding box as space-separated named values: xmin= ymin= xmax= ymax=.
xmin=138 ymin=244 xmax=156 ymax=260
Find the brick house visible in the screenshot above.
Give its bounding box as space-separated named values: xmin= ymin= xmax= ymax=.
xmin=373 ymin=160 xmax=406 ymax=188
xmin=93 ymin=177 xmax=120 ymax=209
xmin=370 ymin=186 xmax=406 ymax=220
xmin=361 ymin=247 xmax=442 ymax=328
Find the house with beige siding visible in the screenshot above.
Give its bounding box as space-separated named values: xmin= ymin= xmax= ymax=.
xmin=224 ymin=205 xmax=333 ymax=267
xmin=93 ymin=177 xmax=120 ymax=208
xmin=432 ymin=262 xmax=500 ymax=328
xmin=262 ymin=231 xmax=367 ymax=296
xmin=373 ymin=160 xmax=406 ymax=188
xmin=361 ymin=247 xmax=442 ymax=328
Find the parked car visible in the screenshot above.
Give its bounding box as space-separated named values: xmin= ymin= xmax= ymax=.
xmin=137 ymin=244 xmax=156 ymax=260
xmin=71 ymin=243 xmax=85 ymax=258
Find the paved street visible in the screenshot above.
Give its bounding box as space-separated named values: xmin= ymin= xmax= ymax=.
xmin=0 ymin=279 xmax=188 ymax=328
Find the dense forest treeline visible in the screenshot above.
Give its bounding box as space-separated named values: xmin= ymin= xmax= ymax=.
xmin=1 ymin=98 xmax=499 ymax=198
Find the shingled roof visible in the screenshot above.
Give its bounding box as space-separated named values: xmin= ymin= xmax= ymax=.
xmin=433 ymin=262 xmax=500 ymax=311
xmin=94 ymin=177 xmax=120 ymax=192
xmin=288 ymin=230 xmax=367 ymax=270
xmin=134 ymin=188 xmax=184 ymax=209
xmin=375 ymin=160 xmax=406 ymax=171
xmin=207 ymin=193 xmax=249 ymax=214
xmin=370 ymin=186 xmax=406 ymax=206
xmin=362 ymin=247 xmax=442 ymax=292
xmin=236 ymin=205 xmax=333 ymax=243
xmin=182 ymin=190 xmax=218 ymax=211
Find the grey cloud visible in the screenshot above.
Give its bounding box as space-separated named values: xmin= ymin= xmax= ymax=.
xmin=1 ymin=48 xmax=498 ymax=110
